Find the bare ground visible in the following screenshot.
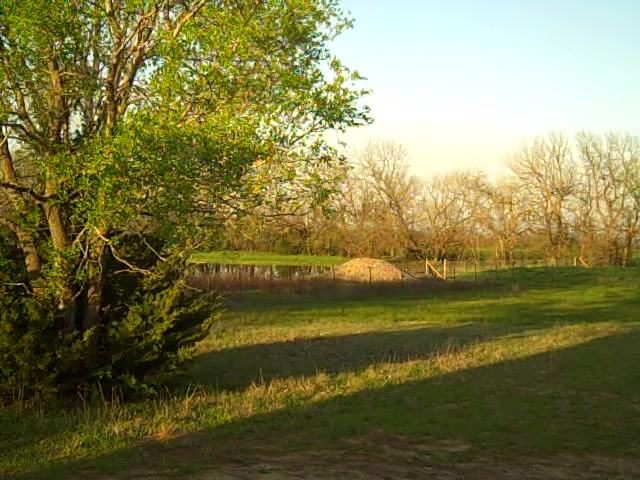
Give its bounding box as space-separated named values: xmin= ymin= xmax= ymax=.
xmin=84 ymin=431 xmax=639 ymax=479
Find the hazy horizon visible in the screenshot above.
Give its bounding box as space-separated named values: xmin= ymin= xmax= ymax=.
xmin=328 ymin=0 xmax=640 ymax=180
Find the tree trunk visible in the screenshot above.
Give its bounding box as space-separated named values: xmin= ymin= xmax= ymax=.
xmin=0 ymin=133 xmax=44 ymax=287
xmin=15 ymin=227 xmax=43 ymax=283
xmin=42 ymin=200 xmax=76 ymax=332
xmin=623 ymin=234 xmax=634 ymax=267
xmin=83 ymin=237 xmax=107 ymax=332
xmin=83 ymin=269 xmax=105 ymax=370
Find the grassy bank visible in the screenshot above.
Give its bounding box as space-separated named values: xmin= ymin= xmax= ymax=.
xmin=2 ymin=267 xmax=639 ymax=479
xmin=189 ymin=250 xmax=348 ymax=267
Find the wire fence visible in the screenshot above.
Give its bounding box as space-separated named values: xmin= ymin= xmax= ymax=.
xmin=184 ymin=256 xmax=637 ymax=294
xmin=186 ymin=263 xmax=337 ymax=293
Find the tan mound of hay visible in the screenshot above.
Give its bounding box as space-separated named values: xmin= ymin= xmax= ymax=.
xmin=334 ymin=257 xmax=404 ymax=282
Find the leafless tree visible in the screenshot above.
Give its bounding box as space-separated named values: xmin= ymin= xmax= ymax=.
xmin=508 ymin=131 xmax=577 ymax=265
xmin=417 ymin=170 xmax=484 ymax=261
xmin=576 ymin=131 xmax=640 ymax=265
xmin=352 ymin=140 xmax=423 ymax=257
xmin=472 ymin=178 xmax=530 ymax=266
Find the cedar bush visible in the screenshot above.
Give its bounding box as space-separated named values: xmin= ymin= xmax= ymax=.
xmin=0 ymin=231 xmax=219 ymax=404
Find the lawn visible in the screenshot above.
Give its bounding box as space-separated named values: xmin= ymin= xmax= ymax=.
xmin=1 ymin=267 xmax=640 ymax=479
xmin=189 ymin=250 xmax=348 ymax=267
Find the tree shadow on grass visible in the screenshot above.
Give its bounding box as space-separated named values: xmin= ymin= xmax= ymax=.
xmin=223 ymin=266 xmax=640 ymax=318
xmin=0 ymin=322 xmax=523 ymax=473
xmin=505 ymin=265 xmax=640 ymax=297
xmin=7 ymin=289 xmax=636 ymax=477
xmin=187 ymin=289 xmax=640 ymax=392
xmin=195 ymin=328 xmax=640 ymax=468
xmin=221 ymin=277 xmax=502 ymax=313
xmin=9 ymin=322 xmax=640 ymax=480
xmin=210 ymin=282 xmax=640 ymax=378
xmin=186 ymin=322 xmax=532 ymax=391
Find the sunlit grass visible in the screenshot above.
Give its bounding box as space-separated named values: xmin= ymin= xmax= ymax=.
xmin=189 ymin=250 xmax=348 ymax=267
xmin=2 ymin=266 xmax=639 ymax=479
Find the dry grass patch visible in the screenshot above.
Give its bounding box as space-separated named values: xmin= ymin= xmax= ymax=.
xmin=333 ymin=257 xmax=405 ymax=282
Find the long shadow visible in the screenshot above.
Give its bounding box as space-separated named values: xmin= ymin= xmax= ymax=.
xmin=223 ymin=266 xmax=640 ymax=316
xmin=503 ymin=265 xmax=640 ymax=295
xmin=189 ymin=288 xmax=640 ymax=392
xmin=0 ymin=323 xmax=511 ymax=473
xmin=186 ymin=323 xmax=531 ymax=391
xmin=218 ymin=274 xmax=640 ymax=344
xmin=221 ymin=277 xmax=502 ymax=313
xmin=0 ymin=304 xmax=571 ymax=475
xmin=2 ymin=284 xmax=637 ymax=476
xmin=12 ymin=326 xmax=640 ymax=479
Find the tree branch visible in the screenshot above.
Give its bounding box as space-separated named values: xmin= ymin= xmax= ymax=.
xmin=0 ymin=180 xmax=51 ymax=203
xmin=94 ymin=228 xmax=153 ymax=275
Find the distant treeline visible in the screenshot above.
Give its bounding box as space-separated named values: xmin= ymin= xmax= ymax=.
xmin=213 ymin=132 xmax=640 ymax=267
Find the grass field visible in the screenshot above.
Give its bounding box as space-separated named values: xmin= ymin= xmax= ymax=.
xmin=2 ymin=267 xmax=640 ymax=479
xmin=189 ymin=250 xmax=348 ymax=267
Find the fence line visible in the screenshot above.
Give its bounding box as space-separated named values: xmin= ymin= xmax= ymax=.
xmin=185 ymin=257 xmax=637 ymax=293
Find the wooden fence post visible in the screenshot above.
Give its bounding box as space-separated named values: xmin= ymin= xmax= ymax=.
xmin=269 ymin=265 xmax=274 ymax=291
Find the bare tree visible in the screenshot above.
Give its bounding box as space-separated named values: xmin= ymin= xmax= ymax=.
xmin=576 ymin=131 xmax=640 ymax=265
xmin=353 ymin=140 xmax=423 ymax=258
xmin=417 ymin=170 xmax=484 ymax=261
xmin=216 ymin=130 xmax=640 ymax=268
xmin=508 ymin=131 xmax=577 ymax=265
xmin=472 ymin=178 xmax=530 ymax=266
xmin=568 ymin=160 xmax=597 ymax=265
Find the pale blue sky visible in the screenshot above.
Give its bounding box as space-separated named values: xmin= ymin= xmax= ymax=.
xmin=327 ymin=0 xmax=640 ymax=179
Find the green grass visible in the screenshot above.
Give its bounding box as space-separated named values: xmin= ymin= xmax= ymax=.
xmin=2 ymin=267 xmax=640 ymax=479
xmin=189 ymin=250 xmax=348 ymax=267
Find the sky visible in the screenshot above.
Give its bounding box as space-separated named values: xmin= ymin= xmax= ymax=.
xmin=326 ymin=0 xmax=640 ymax=180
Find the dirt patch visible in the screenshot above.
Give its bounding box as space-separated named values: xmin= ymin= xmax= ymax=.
xmin=188 ymin=450 xmax=640 ymax=480
xmin=80 ymin=452 xmax=640 ymax=480
xmin=334 ymin=258 xmax=405 ymax=283
xmin=85 ymin=430 xmax=640 ymax=480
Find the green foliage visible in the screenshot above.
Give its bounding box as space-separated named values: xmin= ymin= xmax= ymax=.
xmin=0 ymin=233 xmax=87 ymax=403
xmin=94 ymin=235 xmax=220 ymax=398
xmin=0 ymin=232 xmax=218 ymax=403
xmin=0 ymin=0 xmax=370 ymax=406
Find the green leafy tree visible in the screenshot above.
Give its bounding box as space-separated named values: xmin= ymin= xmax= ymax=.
xmin=0 ymin=0 xmax=370 ymax=401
